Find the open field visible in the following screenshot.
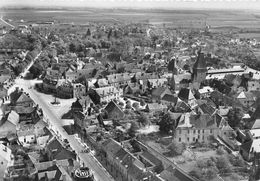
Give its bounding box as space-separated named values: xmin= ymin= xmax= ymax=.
xmin=1 ymin=8 xmax=260 ymax=30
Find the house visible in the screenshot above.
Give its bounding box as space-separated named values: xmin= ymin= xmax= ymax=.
xmin=56 ymin=81 xmax=73 ymax=99
xmin=14 ymin=106 xmax=37 ymax=122
xmin=147 ymin=78 xmax=168 ymax=88
xmin=161 ymin=94 xmax=178 ymax=107
xmin=236 ymin=91 xmax=255 ymax=108
xmin=104 ymin=101 xmax=125 ymax=120
xmin=146 ymin=103 xmax=167 ymax=113
xmin=0 ymin=85 xmax=8 ymax=104
xmin=46 ymin=138 xmax=76 ymax=161
xmin=173 ymin=100 xmax=191 ymax=113
xmin=197 ymin=103 xmax=216 ymax=116
xmin=0 ymin=144 xmax=13 ymax=180
xmin=170 ymin=73 xmax=192 ymax=91
xmin=17 ymin=124 xmax=36 ymax=147
xmin=151 ymin=87 xmax=171 ymax=102
xmin=89 ymin=86 xmax=123 ymax=105
xmin=72 ymin=95 xmax=93 ymax=113
xmin=210 ymin=90 xmax=243 ymax=108
xmin=36 ymin=160 xmax=74 ymax=181
xmin=174 ymin=113 xmax=220 ymax=144
xmin=106 ymin=73 xmax=133 ymax=87
xmin=11 ymin=91 xmax=34 ymax=107
xmin=178 ymin=88 xmax=197 ymax=108
xmin=0 ymin=110 xmax=19 ymax=138
xmin=100 ymin=138 xmax=154 ymax=181
xmin=198 ymin=86 xmax=214 ymax=98
xmin=88 ymin=78 xmax=109 ymax=88
xmin=240 ymin=129 xmax=260 ymax=161
xmin=73 ymin=83 xmax=86 ymax=98
xmin=124 ymin=83 xmax=145 ymax=95
xmin=66 ymin=68 xmax=95 ymax=82
xmin=42 ymin=75 xmax=60 ymax=93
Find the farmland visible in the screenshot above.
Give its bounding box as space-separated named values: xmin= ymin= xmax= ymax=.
xmin=1 ymin=8 xmax=260 ymax=30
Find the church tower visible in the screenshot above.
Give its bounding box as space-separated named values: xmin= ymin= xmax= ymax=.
xmin=192 ymin=50 xmax=207 ymax=84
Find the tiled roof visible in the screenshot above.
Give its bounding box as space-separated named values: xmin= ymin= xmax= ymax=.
xmin=161 ymin=94 xmax=178 ymax=104
xmin=14 ymin=106 xmax=35 ymax=114
xmin=199 ymin=103 xmax=215 ymax=115
xmin=160 ymin=166 xmax=195 ymax=181
xmin=7 ymin=110 xmax=19 ymax=126
xmin=140 ymin=150 xmax=162 ymax=167
xmin=104 ymin=101 xmax=124 ymax=116
xmin=102 ymin=138 xmax=122 ymax=156
xmin=152 ymin=87 xmax=169 ymax=97
xmin=189 ymin=114 xmax=218 ymax=129
xmin=174 ymin=101 xmax=191 ymax=113
xmin=178 ymin=88 xmax=194 ymax=102
xmin=146 ymin=103 xmax=167 ymax=111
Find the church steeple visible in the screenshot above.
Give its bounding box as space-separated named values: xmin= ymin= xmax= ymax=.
xmin=192 ymin=49 xmax=207 ymax=84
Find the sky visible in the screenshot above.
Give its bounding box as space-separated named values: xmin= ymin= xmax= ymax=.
xmin=1 ymin=0 xmax=260 ymax=10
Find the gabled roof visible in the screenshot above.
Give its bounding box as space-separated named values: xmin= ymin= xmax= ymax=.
xmin=189 ymin=114 xmax=218 ymax=129
xmin=178 ymin=88 xmax=195 ymax=102
xmin=199 ymin=103 xmax=215 ymax=115
xmin=104 ymin=100 xmax=124 ymax=119
xmin=102 ymin=138 xmax=122 ymax=157
xmin=7 ymin=110 xmax=19 ymax=126
xmin=174 ymin=101 xmax=191 ymax=113
xmin=16 ymin=93 xmax=33 ymax=104
xmin=161 ymin=94 xmax=178 ymax=104
xmin=237 ymin=91 xmax=246 ymax=99
xmin=160 ymin=166 xmax=195 ymax=181
xmin=152 ymin=87 xmax=170 ymax=97
xmin=146 ymin=103 xmax=167 ymax=111
xmin=46 ymin=138 xmax=76 ymax=160
xmin=14 ymin=106 xmax=35 ymax=114
xmin=140 ymin=150 xmax=162 ymax=167
xmin=252 ymin=119 xmax=260 ymax=130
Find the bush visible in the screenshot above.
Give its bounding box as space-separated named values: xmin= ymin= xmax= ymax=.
xmin=216 ymin=147 xmax=225 ymax=155
xmin=166 ymin=141 xmax=186 ymax=156
xmin=215 ymin=156 xmax=232 ymax=174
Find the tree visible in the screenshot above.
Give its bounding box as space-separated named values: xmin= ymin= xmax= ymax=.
xmin=138 ymin=113 xmax=150 ymax=127
xmin=132 ymin=102 xmax=140 ymax=110
xmin=140 ymin=99 xmax=146 ymax=106
xmin=227 ymin=107 xmax=243 ymax=128
xmin=166 ymin=141 xmax=185 ymax=156
xmin=128 ymin=122 xmax=139 ymax=137
xmin=158 ymin=112 xmax=176 ymax=134
xmin=69 ymin=42 xmax=77 ymax=53
xmin=215 ymin=156 xmax=232 ymax=174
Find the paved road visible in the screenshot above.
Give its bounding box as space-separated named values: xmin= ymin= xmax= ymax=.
xmin=0 ymin=16 xmax=15 ymax=28
xmin=14 ymin=79 xmax=114 ymax=181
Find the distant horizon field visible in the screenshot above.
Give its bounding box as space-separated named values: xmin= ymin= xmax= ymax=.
xmin=1 ymin=9 xmax=260 ymax=30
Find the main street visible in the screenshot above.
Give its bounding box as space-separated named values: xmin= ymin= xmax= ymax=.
xmin=14 ymin=78 xmax=114 ymax=181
